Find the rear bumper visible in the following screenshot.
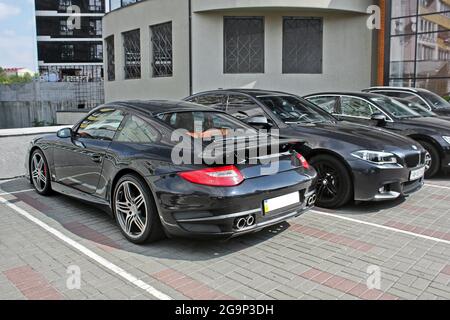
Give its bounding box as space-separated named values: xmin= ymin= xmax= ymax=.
xmin=148 ymin=168 xmax=317 ymax=239
xmin=350 ymin=159 xmax=425 ymax=202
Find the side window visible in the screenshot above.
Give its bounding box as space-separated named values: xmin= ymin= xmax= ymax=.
xmin=77 ymin=108 xmax=125 ymax=141
xmin=193 ymin=94 xmax=226 ymax=110
xmin=307 ymin=96 xmax=337 ymax=113
xmin=115 ymin=115 xmax=160 ymax=144
xmin=339 ymin=97 xmax=376 ymax=118
xmin=226 ymin=95 xmax=268 ymax=120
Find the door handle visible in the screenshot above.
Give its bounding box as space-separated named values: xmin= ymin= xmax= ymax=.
xmin=91 ymin=154 xmax=103 ymax=163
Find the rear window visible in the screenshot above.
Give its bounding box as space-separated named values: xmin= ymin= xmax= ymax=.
xmin=156 ymin=111 xmax=254 ymax=139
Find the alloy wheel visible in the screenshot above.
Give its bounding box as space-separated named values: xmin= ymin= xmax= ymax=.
xmin=31 ymin=152 xmax=47 ymax=192
xmin=424 ymin=152 xmax=432 ymax=171
xmin=315 ymin=163 xmax=340 ymax=202
xmin=115 ymin=181 xmax=148 ymax=239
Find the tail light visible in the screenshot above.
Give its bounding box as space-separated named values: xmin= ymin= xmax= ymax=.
xmin=295 ymin=153 xmax=310 ymax=169
xmin=178 ymin=165 xmax=244 ymax=187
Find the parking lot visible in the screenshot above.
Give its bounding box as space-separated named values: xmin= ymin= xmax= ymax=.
xmin=0 ymin=135 xmax=449 ymax=300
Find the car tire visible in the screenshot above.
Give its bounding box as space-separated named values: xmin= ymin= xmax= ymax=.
xmin=113 ymin=174 xmax=165 ymax=244
xmin=30 ymin=149 xmax=52 ymax=196
xmin=309 ymin=154 xmax=353 ymax=209
xmin=418 ymin=140 xmax=440 ymax=178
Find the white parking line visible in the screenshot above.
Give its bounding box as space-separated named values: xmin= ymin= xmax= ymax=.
xmin=311 ymin=210 xmax=450 ymax=245
xmin=0 ymin=189 xmax=34 ymax=197
xmin=0 ymin=194 xmax=173 ymax=300
xmin=424 ymin=183 xmax=450 ymax=191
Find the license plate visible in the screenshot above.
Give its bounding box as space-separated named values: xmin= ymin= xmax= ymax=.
xmin=263 ymin=192 xmax=300 ymax=214
xmin=410 ymin=167 xmax=425 ymax=181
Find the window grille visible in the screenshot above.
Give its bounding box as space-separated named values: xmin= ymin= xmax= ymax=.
xmin=151 ymin=22 xmax=173 ymax=77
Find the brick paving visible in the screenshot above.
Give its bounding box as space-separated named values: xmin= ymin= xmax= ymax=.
xmin=0 ymin=176 xmax=449 ymax=300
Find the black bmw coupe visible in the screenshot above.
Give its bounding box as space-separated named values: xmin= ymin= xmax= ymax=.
xmin=26 ymin=101 xmax=317 ymax=243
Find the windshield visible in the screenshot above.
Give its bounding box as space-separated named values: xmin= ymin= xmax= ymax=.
xmin=370 ymin=97 xmax=422 ymax=119
xmin=258 ymin=95 xmax=335 ymax=124
xmin=157 ymin=111 xmax=255 ymax=139
xmin=395 ymin=99 xmax=436 ymax=117
xmin=420 ymin=91 xmax=450 ymax=109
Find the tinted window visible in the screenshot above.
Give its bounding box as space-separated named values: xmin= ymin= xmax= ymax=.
xmin=376 ymin=91 xmax=430 ymax=109
xmin=226 ymin=95 xmax=267 ymax=120
xmin=115 ymin=115 xmax=160 ymax=143
xmin=258 ymin=95 xmax=333 ymax=124
xmin=370 ymin=97 xmax=421 ymax=119
xmin=77 ymin=108 xmax=125 ymax=141
xmin=339 ymin=97 xmax=377 ymax=118
xmin=307 ymin=96 xmax=337 ymax=113
xmin=420 ymin=91 xmax=450 ymax=110
xmin=157 ymin=111 xmax=252 ymax=138
xmin=193 ymin=95 xmax=226 ymax=109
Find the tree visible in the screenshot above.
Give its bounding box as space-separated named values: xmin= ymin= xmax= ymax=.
xmin=0 ymin=67 xmax=35 ymax=84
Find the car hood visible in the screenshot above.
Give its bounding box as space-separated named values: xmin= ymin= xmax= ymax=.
xmin=287 ymin=121 xmax=420 ymax=152
xmin=398 ymin=117 xmax=450 ymax=134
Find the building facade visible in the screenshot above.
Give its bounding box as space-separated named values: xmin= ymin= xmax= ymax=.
xmin=387 ymin=0 xmax=450 ymax=95
xmin=102 ymin=0 xmax=449 ymax=102
xmin=35 ymin=0 xmax=108 ymax=82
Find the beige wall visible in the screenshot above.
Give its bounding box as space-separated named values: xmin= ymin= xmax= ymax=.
xmin=192 ymin=10 xmax=374 ymax=96
xmin=192 ymin=0 xmax=374 ymax=14
xmin=104 ymin=0 xmax=376 ymax=101
xmin=103 ymin=0 xmax=190 ymax=102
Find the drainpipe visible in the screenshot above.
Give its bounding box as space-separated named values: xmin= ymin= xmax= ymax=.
xmin=188 ymin=0 xmax=193 ymax=95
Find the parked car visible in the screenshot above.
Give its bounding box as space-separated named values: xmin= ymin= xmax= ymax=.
xmin=391 ymin=98 xmax=450 ymax=122
xmin=185 ymin=89 xmax=426 ymax=208
xmin=363 ymin=87 xmax=450 ymax=117
xmin=305 ymin=92 xmax=450 ymax=178
xmin=26 ymin=101 xmax=317 ymax=243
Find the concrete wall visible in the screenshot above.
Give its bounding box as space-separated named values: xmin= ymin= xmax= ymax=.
xmin=0 ymin=81 xmax=103 ymax=128
xmin=104 ymin=0 xmax=376 ymax=101
xmin=103 ymin=0 xmax=191 ymax=102
xmin=192 ymin=0 xmax=374 ymax=13
xmin=192 ymin=10 xmax=374 ymax=96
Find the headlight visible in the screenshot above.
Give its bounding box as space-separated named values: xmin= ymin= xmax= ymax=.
xmin=351 ymin=150 xmax=398 ymax=165
xmin=442 ymin=136 xmax=450 ymax=145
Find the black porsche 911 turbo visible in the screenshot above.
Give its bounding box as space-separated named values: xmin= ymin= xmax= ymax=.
xmin=185 ymin=89 xmax=427 ymax=209
xmin=26 ymin=101 xmax=317 ymax=243
xmin=305 ymin=92 xmax=450 ymax=178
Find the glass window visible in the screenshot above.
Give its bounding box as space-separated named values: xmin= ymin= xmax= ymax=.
xmin=224 ymin=17 xmax=264 ymax=73
xmin=282 ymin=17 xmax=323 ymax=74
xmin=77 ymin=109 xmax=125 ymax=141
xmin=258 ymin=95 xmax=334 ymax=124
xmin=339 ymin=97 xmax=377 ymax=118
xmin=61 ymin=44 xmax=74 ymax=61
xmin=106 ymin=36 xmax=115 ymax=81
xmin=375 ymin=91 xmax=430 ymax=108
xmin=226 ymin=95 xmax=267 ymax=121
xmin=115 ymin=115 xmax=160 ymax=143
xmin=419 ymin=90 xmax=450 ymax=109
xmin=157 ymin=111 xmax=253 ymax=139
xmin=151 ymin=22 xmax=173 ymax=77
xmin=369 ymin=97 xmax=421 ymax=118
xmin=89 ymin=44 xmax=103 ymax=61
xmin=123 ymin=29 xmax=141 ymax=79
xmin=391 ymin=0 xmax=417 ymax=18
xmin=191 ymin=94 xmax=226 ymax=109
xmin=307 ymin=96 xmax=337 ymax=113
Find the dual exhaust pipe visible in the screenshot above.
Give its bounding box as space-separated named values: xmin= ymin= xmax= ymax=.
xmin=234 ymin=215 xmax=256 ymax=231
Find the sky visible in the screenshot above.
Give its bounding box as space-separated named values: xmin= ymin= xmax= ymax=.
xmin=0 ymin=0 xmax=37 ymax=71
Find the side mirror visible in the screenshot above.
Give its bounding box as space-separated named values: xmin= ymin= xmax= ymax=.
xmin=370 ymin=113 xmax=387 ymax=126
xmin=57 ymin=128 xmax=73 ymax=138
xmin=245 ymin=116 xmax=272 ymax=129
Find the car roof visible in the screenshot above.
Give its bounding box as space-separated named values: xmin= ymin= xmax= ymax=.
xmin=190 ymin=88 xmax=299 ymax=98
xmin=102 ymin=100 xmax=215 ymax=116
xmin=304 ymin=91 xmax=386 ymax=99
xmin=363 ymin=86 xmax=429 ymax=94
